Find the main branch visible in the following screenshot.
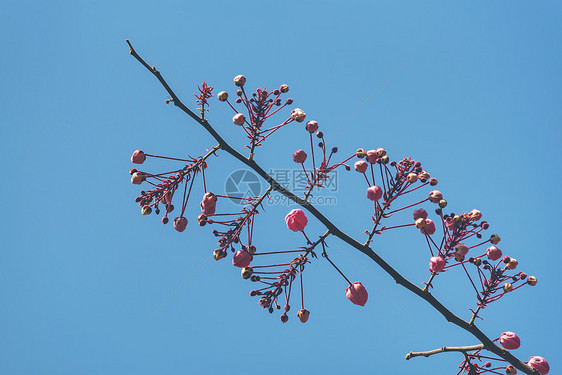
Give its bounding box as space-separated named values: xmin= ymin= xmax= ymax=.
xmin=125 ymin=40 xmax=540 ymax=375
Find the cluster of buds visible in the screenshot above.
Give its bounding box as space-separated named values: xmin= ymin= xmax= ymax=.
xmin=194 ymin=81 xmax=213 ymax=119
xmin=130 ymin=148 xmax=217 ymax=231
xmin=457 ymin=333 xmax=549 ymax=374
xmin=218 ymin=75 xmax=299 ymax=157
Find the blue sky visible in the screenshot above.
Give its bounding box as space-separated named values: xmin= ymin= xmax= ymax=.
xmin=1 ymin=1 xmax=561 ymax=374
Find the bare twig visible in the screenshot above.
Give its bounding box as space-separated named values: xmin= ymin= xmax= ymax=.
xmin=406 ymin=344 xmax=484 ymax=360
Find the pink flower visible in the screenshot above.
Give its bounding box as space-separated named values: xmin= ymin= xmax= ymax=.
xmin=429 ymin=256 xmax=446 ymax=273
xmin=420 ymin=219 xmax=436 ymax=235
xmin=413 ymin=208 xmax=428 ymax=221
xmin=233 ymin=113 xmax=245 ymax=125
xmin=429 ymin=190 xmax=443 ymax=203
xmin=367 ymin=186 xmax=383 ymax=201
xmin=305 ymin=120 xmax=318 ymax=133
xmin=200 ymin=192 xmax=217 ymax=216
xmin=346 ymin=282 xmax=368 ymax=306
xmin=232 ymin=250 xmax=252 ymax=268
xmin=455 ymin=243 xmax=469 ymax=257
xmin=486 ymin=246 xmax=502 ymax=261
xmin=293 ymin=149 xmax=307 ymax=163
xmin=131 ymin=150 xmax=146 ymax=164
xmin=366 ymin=149 xmax=378 ymax=164
xmin=528 ymin=356 xmax=549 ymax=375
xmin=285 ymin=209 xmax=308 ymax=231
xmin=499 ymin=332 xmax=521 ymax=350
xmin=354 ymin=160 xmax=368 ymax=173
xmin=291 ymin=108 xmax=306 ymax=122
xmin=173 ymin=217 xmax=188 ymax=232
xmin=234 ymin=74 xmax=246 ymax=86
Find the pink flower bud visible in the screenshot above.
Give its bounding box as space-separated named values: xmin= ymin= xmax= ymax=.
xmin=429 ymin=256 xmax=446 ymax=273
xmin=455 ymin=243 xmax=469 ymax=257
xmin=233 ymin=113 xmax=245 ymax=125
xmin=499 ymin=332 xmax=521 ymax=350
xmin=420 ymin=219 xmax=436 ymax=235
xmin=415 ymin=218 xmax=426 ymax=229
xmin=407 ymin=173 xmax=418 ymax=183
xmin=217 ymin=91 xmax=228 ymax=101
xmin=297 ymin=309 xmax=310 ymax=323
xmin=173 ymin=217 xmax=188 ymax=232
xmin=366 ymin=150 xmax=378 ymax=164
xmin=418 ymin=170 xmax=430 ymax=181
xmin=413 ymin=208 xmax=428 ymax=221
xmin=346 ymin=282 xmax=368 ymax=306
xmin=200 ymin=192 xmax=217 ymax=215
xmin=232 ymin=250 xmax=252 ymax=268
xmin=305 ymin=120 xmax=318 ymax=133
xmin=131 ymin=150 xmax=146 ymax=164
xmin=490 ymin=234 xmax=501 ymax=244
xmin=285 ymin=209 xmax=308 ymax=232
xmin=354 ymin=160 xmax=368 ymax=173
xmin=505 ymin=364 xmax=517 ymax=374
xmin=234 ymin=74 xmax=246 ymax=86
xmin=470 ymin=209 xmax=482 ymax=221
xmin=293 ymin=149 xmax=307 ymax=163
xmin=528 ymin=356 xmax=549 ymax=375
xmin=241 ymin=266 xmax=253 ymax=279
xmin=366 ymin=185 xmax=383 ymax=201
xmin=131 ymin=172 xmax=143 ymax=184
xmin=356 ymin=148 xmax=366 ymax=158
xmin=507 ymin=258 xmax=518 ymax=270
xmin=280 ymin=84 xmax=289 ymax=93
xmin=429 ymin=190 xmax=443 ymax=203
xmin=291 ymin=108 xmax=306 ymax=122
xmin=375 ymin=147 xmax=386 ymax=157
xmin=527 ymin=276 xmax=537 ymax=286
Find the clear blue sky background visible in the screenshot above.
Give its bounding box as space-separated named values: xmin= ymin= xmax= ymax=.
xmin=1 ymin=1 xmax=560 ymax=374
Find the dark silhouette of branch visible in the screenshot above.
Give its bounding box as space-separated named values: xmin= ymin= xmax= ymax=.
xmin=406 ymin=344 xmax=484 ymax=360
xmin=125 ymin=40 xmax=541 ymax=375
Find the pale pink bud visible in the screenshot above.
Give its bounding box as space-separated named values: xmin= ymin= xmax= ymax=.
xmin=285 ymin=209 xmax=308 ymax=232
xmin=305 ymin=120 xmax=318 ymax=133
xmin=234 ymin=74 xmax=246 ymax=86
xmin=505 ymin=364 xmax=517 ymax=374
xmin=366 ymin=186 xmax=383 ymax=201
xmin=131 ymin=150 xmax=146 ymax=164
xmin=217 ymin=91 xmax=228 ymax=101
xmin=280 ymin=84 xmax=289 ymax=93
xmin=429 ymin=256 xmax=446 ymax=273
xmin=413 ymin=208 xmax=428 ymax=221
xmin=297 ymin=309 xmax=310 ymax=323
xmin=418 ymin=170 xmax=430 ymax=181
xmin=200 ymin=192 xmax=217 ymax=215
xmin=455 ymin=243 xmax=469 ymax=257
xmin=528 ymin=356 xmax=549 ymax=375
xmin=429 ymin=190 xmax=443 ymax=203
xmin=415 ymin=218 xmax=426 ymax=229
xmin=375 ymin=147 xmax=386 ymax=157
xmin=131 ymin=172 xmax=143 ymax=184
xmin=232 ymin=250 xmax=252 ymax=268
xmin=233 ymin=113 xmax=245 ymax=125
xmin=366 ymin=150 xmax=378 ymax=164
xmin=173 ymin=217 xmax=188 ymax=232
xmin=293 ymin=149 xmax=307 ymax=163
xmin=291 ymin=108 xmax=306 ymax=122
xmin=490 ymin=234 xmax=501 ymax=244
xmin=420 ymin=219 xmax=436 ymax=235
xmin=527 ymin=276 xmax=537 ymax=286
xmin=486 ymin=246 xmax=502 ymax=261
xmin=346 ymin=282 xmax=368 ymax=306
xmin=354 ymin=160 xmax=368 ymax=173
xmin=407 ymin=173 xmax=418 ymax=183
xmin=499 ymin=332 xmax=521 ymax=350
xmin=507 ymin=258 xmax=518 ymax=270
xmin=470 ymin=209 xmax=482 ymax=221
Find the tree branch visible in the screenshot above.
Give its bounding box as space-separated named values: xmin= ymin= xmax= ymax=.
xmin=125 ymin=40 xmax=540 ymax=375
xmin=405 ymin=344 xmax=484 ymax=360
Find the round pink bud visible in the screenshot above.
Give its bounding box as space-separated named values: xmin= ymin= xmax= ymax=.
xmin=486 ymin=246 xmax=503 ymax=260
xmin=346 ymin=282 xmax=368 ymax=306
xmin=507 ymin=258 xmax=518 ymax=270
xmin=527 ymin=276 xmax=537 ymax=286
xmin=233 ymin=113 xmax=245 ymax=125
xmin=280 ymin=84 xmax=289 ymax=93
xmin=418 ymin=170 xmax=430 ymax=181
xmin=470 ymin=209 xmax=482 ymax=221
xmin=232 ymin=250 xmax=252 ymax=268
xmin=291 ymin=108 xmax=306 ymax=122
xmin=293 ymin=149 xmax=307 ymax=163
xmin=173 ymin=217 xmax=188 ymax=232
xmin=413 ymin=208 xmax=428 ymax=221
xmin=356 ymin=148 xmax=366 ymax=158
xmin=455 ymin=243 xmax=469 ymax=257
xmin=305 ymin=120 xmax=318 ymax=133
xmin=407 ymin=173 xmax=418 ymax=183
xmin=503 ymin=282 xmax=513 ymax=292
xmin=376 ymin=147 xmax=386 ymax=157
xmin=354 ymin=160 xmax=368 ymax=173
xmin=285 ymin=209 xmax=308 ymax=232
xmin=415 ymin=218 xmax=426 ymax=229
xmin=528 ymin=356 xmax=549 ymax=375
xmin=490 ymin=234 xmax=501 ymax=244
xmin=234 ymin=74 xmax=246 ymax=86
xmin=200 ymin=192 xmax=217 ymax=216
xmin=217 ymin=91 xmax=228 ymax=101
xmin=366 ymin=150 xmax=378 ymax=164
xmin=297 ymin=308 xmax=310 ymax=323
xmin=505 ymin=364 xmax=517 ymax=374
xmin=429 ymin=190 xmax=443 ymax=203
xmin=131 ymin=150 xmax=146 ymax=164
xmin=429 ymin=256 xmax=446 ymax=273
xmin=499 ymin=332 xmax=521 ymax=350
xmin=131 ymin=172 xmax=143 ymax=185
xmin=421 ymin=219 xmax=436 ymax=235
xmin=366 ymin=185 xmax=383 ymax=201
